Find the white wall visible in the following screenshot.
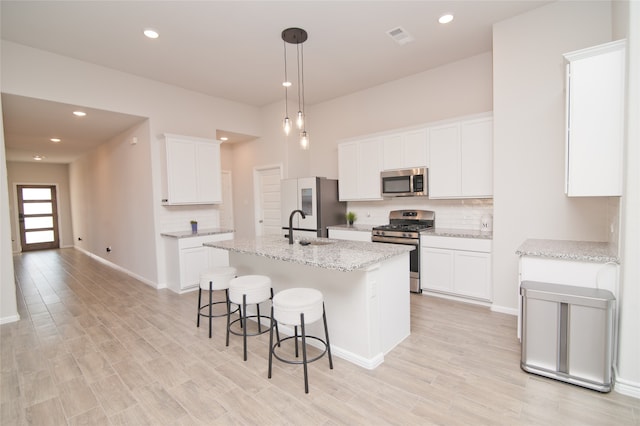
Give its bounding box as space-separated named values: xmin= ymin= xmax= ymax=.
xmin=492 ymin=1 xmax=613 ymax=314
xmin=6 ymin=162 xmax=74 ymax=251
xmin=0 ymin=104 xmax=18 ymax=324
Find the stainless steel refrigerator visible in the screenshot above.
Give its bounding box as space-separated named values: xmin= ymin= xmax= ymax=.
xmin=281 ymin=177 xmax=346 ymax=239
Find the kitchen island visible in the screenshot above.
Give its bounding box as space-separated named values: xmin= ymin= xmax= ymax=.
xmin=204 ymin=235 xmax=413 ymax=369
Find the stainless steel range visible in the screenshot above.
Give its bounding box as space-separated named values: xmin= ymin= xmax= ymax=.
xmin=372 ymin=210 xmax=435 ymax=293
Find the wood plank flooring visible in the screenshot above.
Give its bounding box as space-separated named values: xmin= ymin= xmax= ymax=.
xmin=2 ymin=248 xmax=639 ymax=425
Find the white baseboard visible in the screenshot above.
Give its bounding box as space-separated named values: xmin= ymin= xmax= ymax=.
xmin=0 ymin=314 xmax=21 ymax=325
xmin=73 ymin=246 xmax=159 ymax=289
xmin=491 ymin=304 xmax=518 ymax=316
xmin=613 ymin=367 xmax=640 ymax=399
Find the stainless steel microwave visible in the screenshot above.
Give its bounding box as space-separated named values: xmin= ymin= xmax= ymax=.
xmin=381 ymin=168 xmax=428 ymax=197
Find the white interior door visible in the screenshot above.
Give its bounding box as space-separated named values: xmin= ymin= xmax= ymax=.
xmin=220 ymin=170 xmax=234 ymax=229
xmin=254 ymin=165 xmax=282 ymax=237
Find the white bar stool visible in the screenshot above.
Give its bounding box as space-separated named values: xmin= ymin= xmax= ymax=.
xmin=268 ymin=288 xmax=333 ymax=393
xmin=228 ymin=275 xmax=279 ymax=361
xmin=197 ymin=266 xmax=238 ymax=342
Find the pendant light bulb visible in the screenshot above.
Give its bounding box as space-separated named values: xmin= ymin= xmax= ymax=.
xmin=296 ymin=111 xmax=304 ymax=129
xmin=300 ymin=131 xmax=309 ymax=150
xmin=283 ymin=117 xmax=291 ymax=135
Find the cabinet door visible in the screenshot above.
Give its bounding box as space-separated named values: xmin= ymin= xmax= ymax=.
xmin=166 ymin=140 xmax=199 ymax=204
xmin=421 ymin=247 xmax=454 ymax=293
xmin=329 ymin=228 xmax=371 ymax=242
xmin=565 ymin=41 xmax=625 ymax=196
xmin=197 ymin=142 xmax=222 ymax=203
xmin=454 ymin=251 xmax=491 ymax=300
xmin=428 ymin=125 xmax=460 ymax=198
xmin=358 ymin=138 xmax=383 ymax=200
xmin=460 ymin=118 xmax=493 ymax=197
xmin=404 ymin=129 xmax=428 ymax=168
xmin=338 ymin=142 xmax=359 ymax=201
xmin=180 ymin=247 xmax=209 ymax=289
xmin=382 ymin=134 xmax=404 ymax=170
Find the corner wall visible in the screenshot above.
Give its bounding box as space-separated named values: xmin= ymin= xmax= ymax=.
xmin=492 ymin=1 xmax=613 ymax=314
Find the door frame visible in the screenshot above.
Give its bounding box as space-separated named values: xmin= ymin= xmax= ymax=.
xmin=253 ymin=163 xmax=283 ymax=237
xmin=15 ymin=183 xmax=61 ymax=252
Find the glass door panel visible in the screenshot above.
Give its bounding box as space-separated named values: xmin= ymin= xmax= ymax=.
xmin=17 ymin=185 xmax=60 ymax=251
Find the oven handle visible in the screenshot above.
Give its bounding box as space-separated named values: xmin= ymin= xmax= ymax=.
xmin=372 ymin=236 xmax=419 ymax=246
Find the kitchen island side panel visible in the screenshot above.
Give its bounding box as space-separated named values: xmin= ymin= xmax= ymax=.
xmin=228 ymin=250 xmax=410 ymax=369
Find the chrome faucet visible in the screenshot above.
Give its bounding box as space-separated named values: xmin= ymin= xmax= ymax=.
xmin=288 ymin=209 xmax=306 ymax=244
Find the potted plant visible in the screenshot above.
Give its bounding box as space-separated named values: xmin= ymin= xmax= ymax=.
xmin=346 ymin=211 xmax=357 ymax=226
xmin=190 ymin=220 xmax=198 ymax=233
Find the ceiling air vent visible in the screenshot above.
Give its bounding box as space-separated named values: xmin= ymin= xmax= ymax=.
xmin=386 ymin=26 xmax=414 ymax=45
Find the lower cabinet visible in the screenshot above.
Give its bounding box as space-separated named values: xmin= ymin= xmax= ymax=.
xmin=421 ymin=236 xmax=492 ymax=301
xmin=328 ymin=228 xmax=372 ymax=242
xmin=164 ymin=233 xmax=233 ymax=293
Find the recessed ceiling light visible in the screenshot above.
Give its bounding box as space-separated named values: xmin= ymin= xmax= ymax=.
xmin=73 ymin=111 xmax=87 ymax=117
xmin=50 ymin=138 xmax=61 ymax=143
xmin=282 ymin=81 xmax=292 ymax=87
xmin=220 ymin=137 xmax=229 ymax=141
xmin=33 ymin=154 xmax=45 ymax=161
xmin=439 ymin=14 xmax=454 ymax=24
xmin=144 ymin=29 xmax=159 ymax=39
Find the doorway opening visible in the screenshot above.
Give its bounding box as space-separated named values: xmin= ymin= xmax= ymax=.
xmin=17 ymin=185 xmax=60 ymax=251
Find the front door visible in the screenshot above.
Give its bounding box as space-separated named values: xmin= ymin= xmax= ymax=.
xmin=17 ymin=185 xmax=60 ymax=251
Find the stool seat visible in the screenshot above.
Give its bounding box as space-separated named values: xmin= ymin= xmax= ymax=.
xmin=229 ymin=275 xmax=272 ymax=305
xmin=200 ymin=266 xmax=237 ymax=290
xmin=273 ymin=288 xmax=323 ymax=326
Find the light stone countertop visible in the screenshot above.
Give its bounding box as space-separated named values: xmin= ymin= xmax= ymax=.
xmin=203 ymin=235 xmax=413 ymax=272
xmin=422 ymin=227 xmax=493 ymax=240
xmin=160 ymin=228 xmax=234 ymax=239
xmin=516 ymin=239 xmax=619 ymax=264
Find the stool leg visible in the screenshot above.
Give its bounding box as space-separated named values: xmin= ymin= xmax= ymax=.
xmin=294 ymin=326 xmax=299 ymax=358
xmin=242 ymin=294 xmax=248 ymax=361
xmin=268 ymin=306 xmax=274 ymax=379
xmin=197 ymin=288 xmax=202 ymax=327
xmin=257 ymin=304 xmax=262 ymax=333
xmin=225 ymin=289 xmax=231 ymax=347
xmin=208 ymin=281 xmax=213 ymax=339
xmin=322 ymin=303 xmax=333 ymax=369
xmin=301 ymin=312 xmax=309 ymax=393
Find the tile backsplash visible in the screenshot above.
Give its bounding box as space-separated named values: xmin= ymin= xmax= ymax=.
xmin=345 ymin=197 xmax=493 ymax=230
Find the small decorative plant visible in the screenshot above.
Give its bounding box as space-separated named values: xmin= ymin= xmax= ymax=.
xmin=346 ymin=211 xmax=357 ymax=226
xmin=190 ymin=220 xmax=198 ymax=233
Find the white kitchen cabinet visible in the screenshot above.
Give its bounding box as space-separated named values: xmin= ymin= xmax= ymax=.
xmin=428 ymin=117 xmax=493 ymax=199
xmin=564 ymin=40 xmax=626 ymax=197
xmin=421 ymin=236 xmax=492 ymax=301
xmin=328 ymin=228 xmax=372 ymax=242
xmin=161 ymin=134 xmax=222 ymax=205
xmin=382 ymin=128 xmax=428 ymax=170
xmin=164 ymin=232 xmax=233 ymax=293
xmin=338 ymin=137 xmax=383 ymax=201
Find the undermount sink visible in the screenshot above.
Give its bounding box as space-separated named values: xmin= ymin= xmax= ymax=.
xmin=299 ymin=239 xmax=334 ymax=246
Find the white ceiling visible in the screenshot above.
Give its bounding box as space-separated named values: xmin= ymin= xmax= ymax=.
xmin=1 ymin=0 xmax=549 ymax=163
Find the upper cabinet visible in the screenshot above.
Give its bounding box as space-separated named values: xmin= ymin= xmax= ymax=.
xmin=564 ymin=40 xmax=626 ymax=197
xmin=161 ymin=134 xmax=222 ymax=205
xmin=428 ymin=116 xmax=493 ymax=199
xmin=338 ymin=137 xmax=383 ymax=201
xmin=382 ymin=128 xmax=428 ymax=170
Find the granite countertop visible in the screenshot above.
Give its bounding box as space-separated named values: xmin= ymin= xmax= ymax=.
xmin=516 ymin=239 xmax=619 ymax=264
xmin=160 ymin=228 xmax=234 ymax=239
xmin=203 ymin=235 xmax=413 ymax=272
xmin=326 ymin=224 xmax=376 ymax=232
xmin=422 ymin=227 xmax=493 ymax=240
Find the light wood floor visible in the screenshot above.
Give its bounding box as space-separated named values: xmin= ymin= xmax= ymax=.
xmin=2 ymin=249 xmax=639 ymax=425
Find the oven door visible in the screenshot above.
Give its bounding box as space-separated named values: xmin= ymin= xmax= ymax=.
xmin=371 ymin=236 xmax=421 ymax=293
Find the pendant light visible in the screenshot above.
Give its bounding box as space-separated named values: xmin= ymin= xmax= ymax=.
xmin=282 ymin=27 xmax=310 ymax=150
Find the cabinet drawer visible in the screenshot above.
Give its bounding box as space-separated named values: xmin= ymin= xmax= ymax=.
xmin=178 ymin=233 xmax=233 ymax=249
xmin=421 ymin=235 xmax=491 ymax=253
